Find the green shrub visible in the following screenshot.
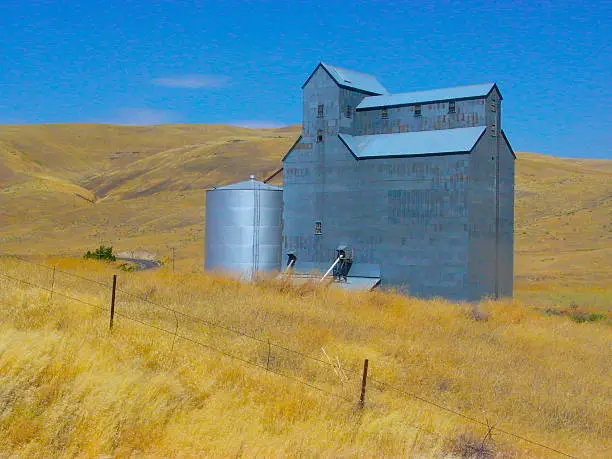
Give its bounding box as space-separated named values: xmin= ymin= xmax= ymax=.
xmin=569 ymin=312 xmax=606 ymax=323
xmin=83 ymin=245 xmax=116 ymax=262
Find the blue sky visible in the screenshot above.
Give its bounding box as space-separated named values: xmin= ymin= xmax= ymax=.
xmin=1 ymin=0 xmax=610 ymax=159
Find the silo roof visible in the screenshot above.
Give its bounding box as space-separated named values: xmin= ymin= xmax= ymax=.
xmin=303 ymin=62 xmax=388 ymax=95
xmin=357 ymin=83 xmax=498 ymax=110
xmin=212 ymin=180 xmax=282 ymax=191
xmin=339 ymin=126 xmax=486 ymax=159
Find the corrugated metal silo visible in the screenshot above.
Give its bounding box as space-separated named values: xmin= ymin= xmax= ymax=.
xmin=205 ymin=176 xmax=283 ymax=279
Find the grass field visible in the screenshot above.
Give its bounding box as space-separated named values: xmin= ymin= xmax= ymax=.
xmin=0 ymin=124 xmax=610 ymax=456
xmin=0 ymin=257 xmax=610 ymax=457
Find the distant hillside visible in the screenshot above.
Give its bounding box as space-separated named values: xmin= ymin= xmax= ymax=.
xmin=0 ymin=124 xmax=610 ymax=288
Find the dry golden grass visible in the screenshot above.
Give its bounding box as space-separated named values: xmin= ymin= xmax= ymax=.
xmin=0 ymin=257 xmax=610 ymax=457
xmin=0 ymin=124 xmax=610 ymax=455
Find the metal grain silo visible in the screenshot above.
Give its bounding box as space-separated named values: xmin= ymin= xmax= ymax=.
xmin=205 ymin=176 xmax=283 ymax=279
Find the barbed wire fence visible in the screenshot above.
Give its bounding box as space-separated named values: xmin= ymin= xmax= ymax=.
xmin=0 ymin=255 xmax=576 ymax=458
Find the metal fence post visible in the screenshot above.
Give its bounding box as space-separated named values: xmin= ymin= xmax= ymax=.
xmin=359 ymin=358 xmax=369 ymax=409
xmin=109 ymin=274 xmax=117 ymax=330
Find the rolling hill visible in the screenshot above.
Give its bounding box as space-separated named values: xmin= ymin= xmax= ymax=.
xmin=1 ymin=124 xmax=610 ymax=291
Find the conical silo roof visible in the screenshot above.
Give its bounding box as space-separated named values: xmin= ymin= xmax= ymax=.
xmin=213 ymin=176 xmax=282 ymax=191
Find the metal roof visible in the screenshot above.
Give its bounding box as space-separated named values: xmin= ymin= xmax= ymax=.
xmin=339 ymin=126 xmax=486 ymax=159
xmin=303 ymin=62 xmax=388 ymax=95
xmin=212 ymin=178 xmax=282 ymax=191
xmin=357 ymin=83 xmax=498 ymax=110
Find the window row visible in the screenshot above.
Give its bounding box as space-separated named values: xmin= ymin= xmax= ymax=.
xmin=377 ymin=100 xmax=458 ymax=119
xmin=318 ymin=104 xmax=355 ymax=119
xmin=317 ymin=99 xmax=496 ymax=121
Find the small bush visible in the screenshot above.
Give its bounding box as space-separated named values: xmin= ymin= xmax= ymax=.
xmin=83 ymin=245 xmax=116 ymax=262
xmin=119 ymin=263 xmax=136 ymax=272
xmin=446 ymin=432 xmax=496 ymax=458
xmin=544 ymin=308 xmax=606 ymax=323
xmin=569 ymin=312 xmax=606 ymax=323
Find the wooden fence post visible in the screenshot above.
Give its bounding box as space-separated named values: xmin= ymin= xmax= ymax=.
xmin=359 ymin=358 xmax=369 ymax=409
xmin=109 ymin=274 xmax=117 ymax=330
xmin=49 ymin=266 xmax=56 ymax=302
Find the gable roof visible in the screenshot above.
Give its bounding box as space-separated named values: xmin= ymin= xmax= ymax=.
xmin=338 ymin=126 xmax=486 ymax=159
xmin=302 ymin=62 xmax=388 ymax=95
xmin=357 ymin=83 xmax=499 ymax=110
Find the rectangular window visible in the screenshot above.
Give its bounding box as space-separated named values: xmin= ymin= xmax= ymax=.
xmin=316 ymin=130 xmax=323 ymax=143
xmin=345 ymin=105 xmax=352 ymax=118
xmin=317 ymin=104 xmax=324 ymax=118
xmin=491 ymin=125 xmax=497 ymax=137
xmin=381 ymin=108 xmax=389 ymax=119
xmin=314 ymin=221 xmax=322 ymax=235
xmin=414 ymin=105 xmax=422 ymax=117
xmin=448 ymin=100 xmax=456 ymax=114
xmin=491 ymin=100 xmax=497 ymax=112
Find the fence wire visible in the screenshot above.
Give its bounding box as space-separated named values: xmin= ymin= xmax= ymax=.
xmin=0 ymin=256 xmax=577 ymax=458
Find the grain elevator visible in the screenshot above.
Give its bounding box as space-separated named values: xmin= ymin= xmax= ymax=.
xmin=206 ymin=62 xmax=515 ymax=301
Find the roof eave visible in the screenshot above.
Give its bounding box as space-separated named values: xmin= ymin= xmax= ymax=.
xmin=337 ymin=84 xmax=384 ymax=96
xmin=338 ymin=133 xmax=482 ymax=160
xmin=282 ymin=135 xmax=303 ymax=162
xmin=338 ymin=134 xmax=360 ymax=160
xmin=356 ymin=83 xmax=500 ymax=111
xmin=489 ymin=83 xmax=503 ymax=101
xmin=302 ymin=62 xmax=386 ymax=95
xmin=357 ymin=94 xmax=489 ymax=111
xmin=301 ymin=63 xmax=324 ymax=89
xmin=501 ymin=130 xmax=516 ymax=158
xmin=355 ymin=150 xmax=472 ymax=160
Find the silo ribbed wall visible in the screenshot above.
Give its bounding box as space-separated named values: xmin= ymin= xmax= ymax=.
xmin=205 ymin=180 xmax=282 ymax=279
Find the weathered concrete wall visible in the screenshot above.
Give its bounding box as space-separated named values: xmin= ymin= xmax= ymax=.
xmin=465 ymin=88 xmax=513 ymax=300
xmin=284 ymin=130 xmax=472 ymax=299
xmin=302 ymin=67 xmax=340 ymax=141
xmin=338 ymin=87 xmax=370 ymax=135
xmin=498 ymin=134 xmax=515 ymax=298
xmin=466 ymin=133 xmax=498 ymax=299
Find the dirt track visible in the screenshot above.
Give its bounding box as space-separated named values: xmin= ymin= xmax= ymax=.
xmin=117 ymin=257 xmax=160 ymax=271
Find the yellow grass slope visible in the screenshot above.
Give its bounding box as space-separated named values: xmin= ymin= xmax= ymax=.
xmin=0 ymin=258 xmax=610 ymax=457
xmin=0 ymin=124 xmax=297 ymax=258
xmin=515 ymin=152 xmax=612 ymax=287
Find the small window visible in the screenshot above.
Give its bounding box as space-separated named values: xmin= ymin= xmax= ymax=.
xmin=316 ymin=130 xmax=323 ymax=143
xmin=381 ymin=108 xmax=389 ymax=120
xmin=314 ymin=221 xmax=322 ymax=235
xmin=345 ymin=105 xmax=352 ymax=118
xmin=317 ymin=104 xmax=324 ymax=118
xmin=448 ymin=100 xmax=456 ymax=114
xmin=414 ymin=105 xmax=422 ymax=117
xmin=491 ymin=100 xmax=497 ymax=112
xmin=491 ymin=125 xmax=497 ymax=137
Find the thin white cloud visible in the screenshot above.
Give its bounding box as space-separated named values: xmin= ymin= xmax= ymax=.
xmin=152 ymin=74 xmax=230 ymax=89
xmin=229 ymin=120 xmax=287 ymax=129
xmin=112 ymin=108 xmax=182 ymax=125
